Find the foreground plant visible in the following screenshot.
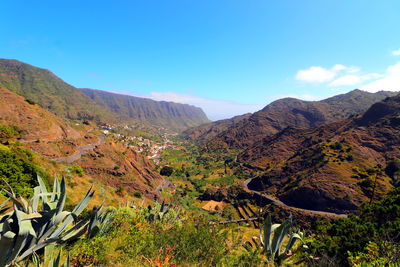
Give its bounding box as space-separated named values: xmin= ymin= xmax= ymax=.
xmin=31 ymin=249 xmax=70 ymax=267
xmin=244 ymin=214 xmax=306 ymax=265
xmin=132 ymin=201 xmax=181 ymax=226
xmin=0 ymin=175 xmax=108 ymax=266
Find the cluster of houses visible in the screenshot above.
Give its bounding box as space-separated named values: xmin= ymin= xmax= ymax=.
xmin=97 ymin=123 xmax=176 ymax=164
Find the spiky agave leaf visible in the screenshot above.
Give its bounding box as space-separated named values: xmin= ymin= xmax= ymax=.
xmin=1 ymin=174 xmax=103 ymax=265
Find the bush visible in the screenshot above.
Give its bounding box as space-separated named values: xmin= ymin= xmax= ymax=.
xmin=25 ymin=98 xmax=36 ymax=105
xmin=160 ymin=166 xmax=174 ymax=176
xmin=348 ymin=241 xmax=400 ymax=266
xmin=310 ymin=188 xmax=400 ymax=266
xmin=69 ymin=208 xmax=244 ymax=266
xmin=0 ymin=145 xmax=38 ymax=196
xmin=330 ymin=142 xmax=343 ymax=150
xmin=70 ymin=165 xmax=85 ymax=177
xmin=0 ymin=125 xmax=18 ymax=143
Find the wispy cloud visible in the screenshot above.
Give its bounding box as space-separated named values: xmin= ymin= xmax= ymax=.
xmin=329 ymin=73 xmax=382 ymax=87
xmin=296 ymin=63 xmax=382 ymax=89
xmin=392 ymin=49 xmax=400 ymax=56
xmin=295 ymin=64 xmax=361 ymax=83
xmin=361 ymin=61 xmax=400 ymax=92
xmin=295 ymin=66 xmax=337 ymax=83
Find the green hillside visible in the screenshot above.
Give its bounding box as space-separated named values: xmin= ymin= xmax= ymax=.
xmin=80 ymin=88 xmax=210 ymax=130
xmin=0 ymin=59 xmax=115 ymax=122
xmin=0 ymin=59 xmax=210 ymax=130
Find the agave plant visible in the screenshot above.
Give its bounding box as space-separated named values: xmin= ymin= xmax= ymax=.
xmin=31 ymin=249 xmax=70 ymax=267
xmin=0 ymin=174 xmax=107 ymax=267
xmin=244 ymin=214 xmax=306 ymax=264
xmin=132 ymin=201 xmax=180 ymax=225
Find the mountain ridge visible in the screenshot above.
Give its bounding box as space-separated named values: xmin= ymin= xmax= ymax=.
xmin=239 ymin=93 xmax=400 ymax=213
xmin=0 ymin=58 xmax=209 ymax=131
xmin=80 ymin=88 xmax=210 ymax=130
xmin=187 ymin=89 xmax=398 ymax=149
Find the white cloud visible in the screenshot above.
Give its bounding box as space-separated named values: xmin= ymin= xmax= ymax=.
xmin=129 ymin=91 xmax=263 ymax=121
xmin=329 ymin=73 xmax=382 ymax=87
xmin=295 ymin=64 xmax=361 ymax=83
xmin=296 ymin=63 xmax=386 ymax=89
xmin=392 ymin=49 xmax=400 ymax=56
xmin=331 ymin=64 xmax=347 ymax=72
xmin=295 ymin=66 xmax=336 ymax=83
xmin=361 ymin=62 xmax=400 ymax=92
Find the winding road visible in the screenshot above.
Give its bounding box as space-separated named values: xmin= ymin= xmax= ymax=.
xmin=53 ymin=135 xmax=105 ymax=163
xmin=242 ymin=178 xmax=348 ymax=218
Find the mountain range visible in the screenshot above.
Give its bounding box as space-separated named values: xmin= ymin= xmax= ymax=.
xmin=241 ymin=94 xmax=400 ymax=212
xmin=186 ymin=89 xmax=400 ymax=213
xmin=185 ymin=89 xmax=397 ymax=149
xmin=1 ymin=58 xmax=399 ymax=214
xmin=80 ymin=88 xmax=209 ymax=130
xmin=0 ymin=59 xmax=209 ymax=131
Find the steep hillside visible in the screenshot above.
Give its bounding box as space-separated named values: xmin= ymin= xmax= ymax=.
xmin=198 ymin=90 xmax=397 ymax=149
xmin=0 ymin=87 xmax=164 ymax=201
xmin=240 ymin=94 xmax=400 ymax=213
xmin=0 ymin=59 xmax=209 ymax=131
xmin=80 ymin=88 xmax=210 ymax=130
xmin=183 ymin=113 xmax=251 ymax=141
xmin=0 ymin=59 xmax=116 ymax=122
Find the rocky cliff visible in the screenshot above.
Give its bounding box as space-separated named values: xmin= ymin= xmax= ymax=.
xmin=80 ymin=88 xmax=210 ymax=131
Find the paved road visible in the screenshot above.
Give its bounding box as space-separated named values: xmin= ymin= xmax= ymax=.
xmin=53 ymin=136 xmax=105 ymax=164
xmin=242 ymin=178 xmax=348 ymax=218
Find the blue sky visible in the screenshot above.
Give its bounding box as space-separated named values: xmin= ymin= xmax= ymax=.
xmin=2 ymin=0 xmax=400 ymax=120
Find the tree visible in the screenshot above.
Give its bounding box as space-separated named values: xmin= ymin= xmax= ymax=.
xmin=160 ymin=166 xmax=174 ymax=177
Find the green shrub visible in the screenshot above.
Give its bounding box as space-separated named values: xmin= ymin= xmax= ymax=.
xmin=69 ymin=165 xmax=85 ymax=177
xmin=310 ymin=188 xmax=400 ymax=266
xmin=70 ymin=208 xmax=242 ymax=266
xmin=133 ymin=192 xmax=142 ymax=198
xmin=0 ymin=146 xmax=38 ymax=196
xmin=330 ymin=142 xmax=343 ymax=150
xmin=160 ymin=166 xmax=174 ymax=176
xmin=348 ymin=241 xmax=400 ymax=266
xmin=25 ymin=98 xmax=36 ymax=105
xmin=0 ymin=125 xmax=18 ymax=143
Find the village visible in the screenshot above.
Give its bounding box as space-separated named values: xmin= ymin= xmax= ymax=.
xmin=98 ymin=123 xmax=177 ymax=165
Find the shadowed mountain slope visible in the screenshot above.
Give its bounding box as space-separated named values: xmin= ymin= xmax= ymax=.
xmin=240 ymin=93 xmax=400 ymax=213
xmin=187 ymin=89 xmax=397 ymax=148
xmin=183 ymin=113 xmax=251 ymax=141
